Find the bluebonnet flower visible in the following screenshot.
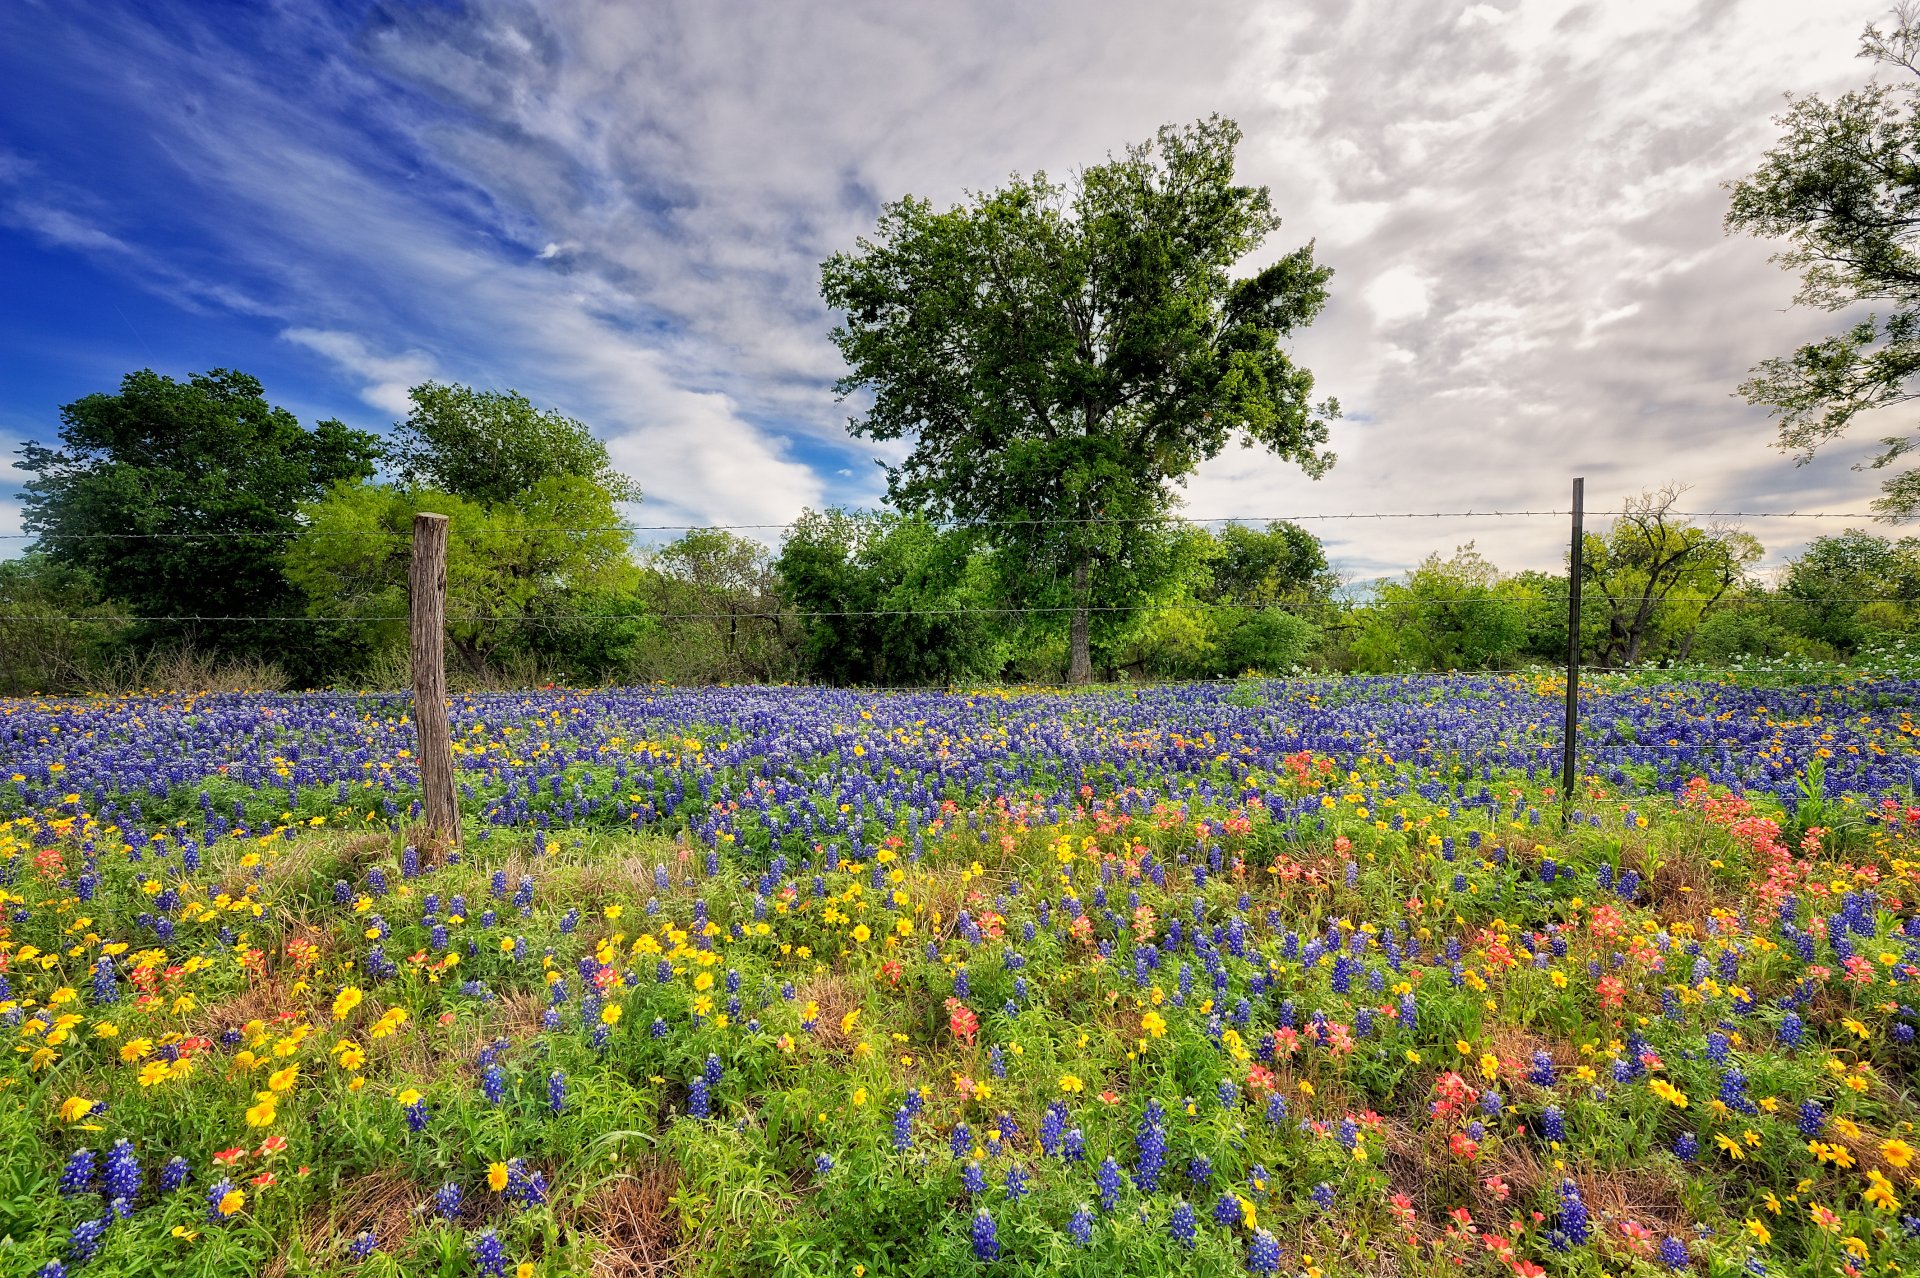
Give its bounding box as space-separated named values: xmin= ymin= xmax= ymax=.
xmin=348 ymin=1229 xmax=377 ymax=1260
xmin=1311 ymin=1182 xmax=1335 ymax=1211
xmin=1170 ymin=1200 xmax=1197 ymax=1247
xmin=1069 ymin=1204 xmax=1094 ymax=1246
xmin=963 ymin=1161 xmax=986 ymax=1196
xmin=58 ymin=1149 xmax=96 ymax=1196
xmin=951 ymin=1123 xmax=972 ymax=1160
xmin=814 ymin=1153 xmax=834 ymax=1176
xmin=1673 ymin=1131 xmax=1698 ymax=1161
xmin=1135 ymin=1103 xmax=1167 ymax=1191
xmin=102 ymin=1139 xmax=140 ymax=1213
xmin=1540 ymin=1106 xmax=1565 ymax=1143
xmin=1187 ymin=1154 xmax=1213 ymax=1187
xmin=432 ymin=1182 xmax=464 ymax=1220
xmin=482 ymin=1064 xmax=506 ymax=1105
xmin=1659 ymin=1236 xmax=1689 ymax=1269
xmin=67 ymin=1218 xmax=109 ymax=1263
xmin=1004 ymin=1165 xmax=1028 ymax=1201
xmin=1798 ymin=1100 xmax=1825 ymax=1139
xmin=1265 ymin=1093 xmax=1288 ymax=1126
xmin=160 ymin=1157 xmax=190 ymax=1192
xmin=206 ymin=1179 xmax=240 ymax=1223
xmin=547 ymin=1070 xmax=566 ymax=1115
xmin=1248 ymin=1228 xmax=1282 ymax=1274
xmin=1040 ymin=1102 xmax=1066 ymax=1157
xmin=504 ymin=1160 xmax=547 ymax=1209
xmin=891 ymin=1103 xmax=913 ymax=1151
xmin=404 ymin=1098 xmax=430 ymax=1132
xmin=688 ymin=1077 xmax=711 ymax=1120
xmin=470 ymin=1228 xmax=508 ymax=1278
xmin=1097 ymin=1157 xmax=1124 ymax=1212
xmin=1557 ymin=1179 xmax=1589 ymax=1245
xmin=1213 ymin=1192 xmax=1241 ymax=1227
xmin=971 ymin=1209 xmax=999 ymax=1261
xmin=90 ymin=956 xmax=118 ymax=1005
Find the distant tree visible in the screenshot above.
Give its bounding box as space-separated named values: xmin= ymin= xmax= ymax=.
xmin=1583 ymin=487 xmax=1761 ymax=667
xmin=776 ymin=510 xmax=1007 ymax=686
xmin=1348 ymin=545 xmax=1527 ymax=672
xmin=821 ymin=115 xmax=1338 ymax=683
xmin=389 ymin=382 xmax=641 ymax=508
xmin=0 ymin=553 xmax=127 ymax=694
xmin=16 ymin=368 xmax=380 ymax=669
xmin=1210 ymin=521 xmax=1340 ymax=605
xmin=636 ymin=529 xmax=797 ymax=684
xmin=1779 ymin=528 xmax=1920 ymax=650
xmin=1727 ymin=4 xmax=1920 ymax=514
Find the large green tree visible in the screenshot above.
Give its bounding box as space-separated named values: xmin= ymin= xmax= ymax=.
xmin=820 ymin=115 xmax=1338 ymax=682
xmin=1727 ymin=7 xmax=1920 ymax=514
xmin=776 ymin=509 xmax=1007 ymax=686
xmin=16 ymin=368 xmax=380 ymax=666
xmin=389 ymin=381 xmax=642 ymax=507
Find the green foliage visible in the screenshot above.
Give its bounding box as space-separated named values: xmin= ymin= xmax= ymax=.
xmin=1726 ymin=11 xmax=1920 ymax=514
xmin=285 ymin=476 xmax=641 ymax=682
xmin=1688 ymin=606 xmax=1799 ymax=664
xmin=776 ymin=509 xmax=1008 ymax=685
xmin=820 ymin=116 xmax=1338 ymax=681
xmin=388 ymin=382 xmax=642 ymax=508
xmin=15 ymin=368 xmax=380 ymax=674
xmin=1779 ymin=529 xmax=1920 ymax=651
xmin=0 ymin=552 xmax=127 ymax=695
xmin=1347 ymin=545 xmax=1527 ymax=671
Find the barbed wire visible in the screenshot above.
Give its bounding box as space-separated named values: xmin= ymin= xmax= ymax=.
xmin=0 ymin=506 xmax=1907 ymax=543
xmin=8 ymin=592 xmax=1920 ymax=626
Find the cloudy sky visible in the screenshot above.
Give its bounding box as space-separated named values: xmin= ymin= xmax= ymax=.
xmin=0 ymin=0 xmax=1895 ymax=578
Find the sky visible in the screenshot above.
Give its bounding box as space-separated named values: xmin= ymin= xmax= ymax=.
xmin=0 ymin=0 xmax=1898 ymax=581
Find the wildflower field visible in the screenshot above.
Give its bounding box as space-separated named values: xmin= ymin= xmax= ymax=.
xmin=7 ymin=675 xmax=1920 ymax=1278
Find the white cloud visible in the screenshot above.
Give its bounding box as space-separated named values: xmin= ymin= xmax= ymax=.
xmin=5 ymin=0 xmax=1897 ymax=570
xmin=281 ymin=329 xmax=436 ymax=417
xmin=1364 ymin=266 xmax=1433 ymax=325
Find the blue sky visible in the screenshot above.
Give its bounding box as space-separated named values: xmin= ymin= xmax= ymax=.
xmin=0 ymin=0 xmax=1893 ymax=577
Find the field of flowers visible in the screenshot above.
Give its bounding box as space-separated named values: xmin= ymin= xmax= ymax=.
xmin=5 ymin=674 xmax=1920 ymax=1277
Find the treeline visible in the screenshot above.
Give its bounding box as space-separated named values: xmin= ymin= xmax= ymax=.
xmin=3 ymin=370 xmax=1914 ymax=694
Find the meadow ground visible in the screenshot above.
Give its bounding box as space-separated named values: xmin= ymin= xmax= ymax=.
xmin=4 ymin=674 xmax=1920 ymax=1277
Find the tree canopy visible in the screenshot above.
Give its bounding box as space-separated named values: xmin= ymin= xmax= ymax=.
xmin=820 ymin=115 xmax=1338 ymax=682
xmin=1727 ymin=5 xmax=1920 ymax=514
xmin=389 ymin=382 xmax=642 ymax=507
xmin=15 ymin=367 xmax=380 ymax=668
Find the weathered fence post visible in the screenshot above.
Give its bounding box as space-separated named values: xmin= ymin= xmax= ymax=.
xmin=410 ymin=512 xmax=460 ymax=849
xmin=1561 ymin=478 xmax=1584 ymax=822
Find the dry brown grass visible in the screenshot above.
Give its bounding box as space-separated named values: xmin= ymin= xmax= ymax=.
xmin=189 ymin=971 xmax=306 ymax=1038
xmin=1575 ymin=1165 xmax=1692 ymax=1234
xmin=1645 ymin=854 xmax=1730 ymax=926
xmin=798 ymin=971 xmax=863 ymax=1056
xmin=266 ymin=1170 xmax=426 ymax=1277
xmin=574 ymin=1157 xmax=685 ymax=1277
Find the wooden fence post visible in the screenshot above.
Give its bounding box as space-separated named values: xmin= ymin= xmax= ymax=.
xmin=1561 ymin=477 xmax=1584 ymax=823
xmin=410 ymin=513 xmax=460 ymax=849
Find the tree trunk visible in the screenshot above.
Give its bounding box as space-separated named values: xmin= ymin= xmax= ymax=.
xmin=1067 ymin=557 xmax=1094 ymax=685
